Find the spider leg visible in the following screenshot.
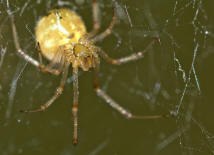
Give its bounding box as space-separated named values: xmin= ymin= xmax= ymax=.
xmin=38 ymin=52 xmax=43 ymax=65
xmin=96 ymin=39 xmax=157 ymax=65
xmin=10 ymin=14 xmax=39 ymax=67
xmin=56 ymin=52 xmax=66 ymax=75
xmin=39 ymin=47 xmax=65 ymax=75
xmin=9 ymin=13 xmax=61 ymax=75
xmin=88 ymin=0 xmax=101 ymax=38
xmin=72 ymin=67 xmax=79 ymax=145
xmin=92 ymin=3 xmax=117 ymax=42
xmin=20 ymin=60 xmax=70 ymax=113
xmin=93 ymin=53 xmax=170 ymax=119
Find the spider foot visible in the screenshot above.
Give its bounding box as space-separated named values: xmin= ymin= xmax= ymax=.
xmin=19 ymin=105 xmax=46 ymax=113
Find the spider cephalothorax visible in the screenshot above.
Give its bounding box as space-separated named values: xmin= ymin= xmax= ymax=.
xmin=72 ymin=42 xmax=99 ymax=71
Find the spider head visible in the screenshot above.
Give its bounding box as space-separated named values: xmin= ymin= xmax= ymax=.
xmin=72 ymin=44 xmax=98 ymax=71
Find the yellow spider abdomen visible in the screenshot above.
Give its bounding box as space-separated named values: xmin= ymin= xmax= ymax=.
xmin=35 ymin=8 xmax=86 ymax=61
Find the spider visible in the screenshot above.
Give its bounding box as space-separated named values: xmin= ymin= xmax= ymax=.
xmin=9 ymin=0 xmax=169 ymax=144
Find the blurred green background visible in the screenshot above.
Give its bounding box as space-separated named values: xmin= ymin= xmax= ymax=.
xmin=0 ymin=0 xmax=214 ymax=154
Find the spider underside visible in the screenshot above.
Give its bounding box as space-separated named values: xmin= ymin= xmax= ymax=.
xmin=9 ymin=0 xmax=169 ymax=145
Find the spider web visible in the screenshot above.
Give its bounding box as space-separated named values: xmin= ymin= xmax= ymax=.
xmin=0 ymin=0 xmax=214 ymax=154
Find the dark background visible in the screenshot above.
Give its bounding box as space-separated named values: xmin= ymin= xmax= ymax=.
xmin=0 ymin=0 xmax=214 ymax=154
